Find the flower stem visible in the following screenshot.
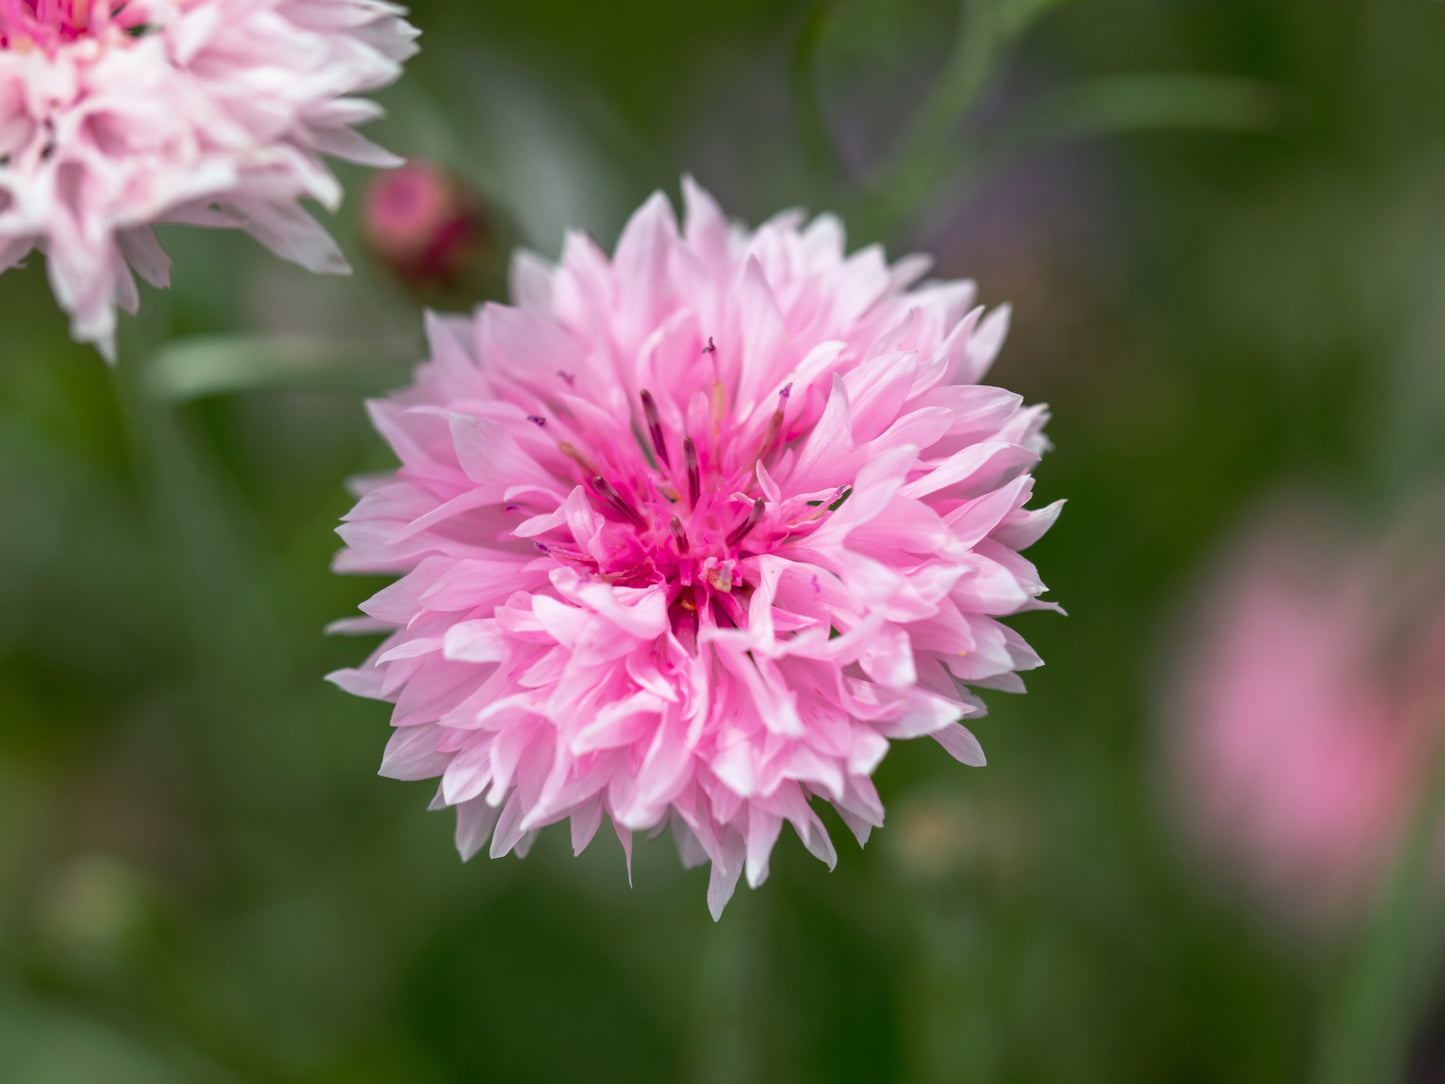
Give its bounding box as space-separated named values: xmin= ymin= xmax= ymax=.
xmin=1318 ymin=734 xmax=1445 ymax=1084
xmin=851 ymin=0 xmax=1001 ymax=241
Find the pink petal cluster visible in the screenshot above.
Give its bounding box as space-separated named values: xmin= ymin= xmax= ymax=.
xmin=1166 ymin=502 xmax=1445 ymax=927
xmin=331 ymin=182 xmax=1060 ymax=918
xmin=0 ymin=0 xmax=419 ymax=359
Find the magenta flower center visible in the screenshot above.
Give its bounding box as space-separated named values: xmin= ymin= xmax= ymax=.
xmin=0 ymin=0 xmax=140 ymax=49
xmin=522 ymin=345 xmax=828 ymax=654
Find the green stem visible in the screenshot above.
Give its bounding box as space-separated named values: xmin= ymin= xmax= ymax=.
xmin=853 ymin=0 xmax=1000 ymax=241
xmin=892 ymin=0 xmax=998 ymax=171
xmin=1318 ymin=735 xmax=1445 ymax=1084
xmin=791 ymin=1 xmax=843 ymax=188
xmin=688 ymin=896 xmax=760 ymax=1084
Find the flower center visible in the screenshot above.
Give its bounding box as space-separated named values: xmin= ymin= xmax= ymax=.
xmin=0 ymin=0 xmax=142 ymax=50
xmin=520 ymin=346 xmax=846 ymax=653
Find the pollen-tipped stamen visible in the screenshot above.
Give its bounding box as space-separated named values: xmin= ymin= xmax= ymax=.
xmin=756 ymin=382 xmax=792 ymax=463
xmin=558 ymin=440 xmax=598 ymax=477
xmin=725 ymin=498 xmax=766 ymax=548
xmin=640 ymin=389 xmax=670 ymax=469
xmin=670 ymin=515 xmax=689 ymax=555
xmin=711 ymin=382 xmax=726 ymax=437
xmin=590 ymin=475 xmax=649 ymax=532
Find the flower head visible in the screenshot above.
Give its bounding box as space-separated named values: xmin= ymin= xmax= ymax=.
xmin=0 ymin=0 xmax=419 ymax=359
xmin=1165 ymin=500 xmax=1445 ymax=928
xmin=331 ymin=181 xmax=1060 ymax=918
xmin=361 ymin=158 xmax=496 ymax=295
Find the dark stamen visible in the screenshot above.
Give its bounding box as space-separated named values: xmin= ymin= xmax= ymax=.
xmin=725 ymin=498 xmax=766 ymax=548
xmin=590 ymin=476 xmax=649 ymax=532
xmin=703 ymin=337 xmax=716 ymax=354
xmin=670 ymin=515 xmax=689 ymax=555
xmin=640 ymin=389 xmax=669 ymax=468
xmin=527 ymin=415 xmax=546 ymax=427
xmin=683 ymin=436 xmax=700 ymax=507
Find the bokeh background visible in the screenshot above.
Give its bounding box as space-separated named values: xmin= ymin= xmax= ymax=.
xmin=3 ymin=1 xmax=1445 ymax=1081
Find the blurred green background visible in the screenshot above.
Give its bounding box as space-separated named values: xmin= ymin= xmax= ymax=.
xmin=3 ymin=0 xmax=1444 ymax=1080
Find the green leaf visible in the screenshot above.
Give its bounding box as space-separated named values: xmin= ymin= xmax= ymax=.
xmin=1002 ymin=74 xmax=1292 ymax=150
xmin=145 ymin=335 xmax=409 ymax=401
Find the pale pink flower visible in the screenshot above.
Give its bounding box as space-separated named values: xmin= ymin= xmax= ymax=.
xmin=1166 ymin=501 xmax=1445 ymax=927
xmin=0 ymin=0 xmax=419 ymax=359
xmin=330 ymin=181 xmax=1060 ymax=918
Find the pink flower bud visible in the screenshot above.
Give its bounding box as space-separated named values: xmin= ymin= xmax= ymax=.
xmin=361 ymin=160 xmax=496 ymax=295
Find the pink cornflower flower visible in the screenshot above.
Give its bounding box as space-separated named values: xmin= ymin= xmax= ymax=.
xmin=330 ymin=181 xmax=1060 ymax=918
xmin=0 ymin=0 xmax=419 ymax=359
xmin=1165 ymin=500 xmax=1445 ymax=928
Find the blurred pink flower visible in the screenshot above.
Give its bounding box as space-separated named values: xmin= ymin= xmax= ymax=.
xmin=1167 ymin=502 xmax=1445 ymax=927
xmin=0 ymin=0 xmax=419 ymax=359
xmin=361 ymin=159 xmax=489 ymax=291
xmin=330 ymin=181 xmax=1060 ymax=918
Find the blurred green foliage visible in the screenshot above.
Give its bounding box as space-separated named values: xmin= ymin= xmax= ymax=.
xmin=3 ymin=0 xmax=1444 ymax=1081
